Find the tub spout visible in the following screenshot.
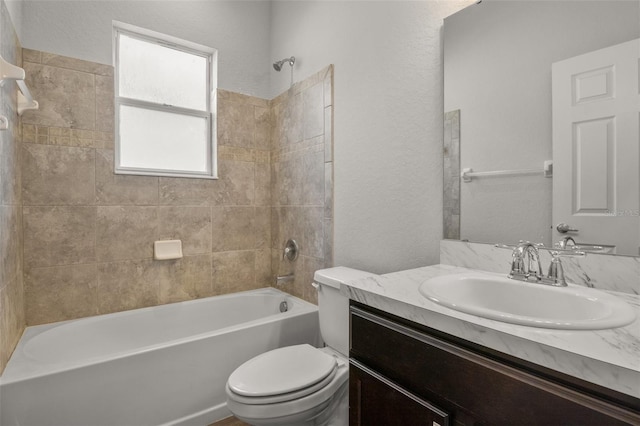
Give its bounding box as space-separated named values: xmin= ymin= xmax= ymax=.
xmin=275 ymin=274 xmax=294 ymax=286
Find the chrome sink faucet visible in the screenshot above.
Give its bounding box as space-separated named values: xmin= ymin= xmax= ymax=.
xmin=507 ymin=241 xmax=584 ymax=287
xmin=557 ymin=236 xmax=576 ymax=250
xmin=509 ymin=242 xmax=543 ymax=282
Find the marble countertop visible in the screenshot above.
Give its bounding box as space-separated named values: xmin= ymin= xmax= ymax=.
xmin=341 ymin=264 xmax=640 ymax=399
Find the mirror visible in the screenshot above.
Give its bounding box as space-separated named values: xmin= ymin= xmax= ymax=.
xmin=443 ymin=0 xmax=639 ymax=256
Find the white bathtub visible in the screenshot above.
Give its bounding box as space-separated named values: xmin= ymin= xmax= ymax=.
xmin=0 ymin=288 xmax=321 ymax=426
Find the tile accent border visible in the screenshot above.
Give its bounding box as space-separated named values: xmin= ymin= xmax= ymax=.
xmin=443 ymin=110 xmax=460 ymax=240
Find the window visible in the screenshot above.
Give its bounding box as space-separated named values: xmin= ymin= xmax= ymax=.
xmin=114 ymin=22 xmax=217 ymax=179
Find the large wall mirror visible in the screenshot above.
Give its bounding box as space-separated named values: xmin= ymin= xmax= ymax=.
xmin=443 ymin=0 xmax=639 ymax=257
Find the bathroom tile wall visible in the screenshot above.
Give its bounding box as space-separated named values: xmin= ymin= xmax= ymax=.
xmin=18 ymin=49 xmax=333 ymax=326
xmin=443 ymin=110 xmax=460 ymax=239
xmin=0 ymin=0 xmax=24 ymax=374
xmin=270 ymin=66 xmax=333 ymax=304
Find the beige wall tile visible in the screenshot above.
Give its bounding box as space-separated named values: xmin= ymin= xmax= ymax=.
xmin=271 ymin=100 xmax=285 ymax=149
xmin=0 ymin=288 xmax=10 ymax=369
xmin=95 ymin=149 xmax=158 ymax=205
xmin=94 ymin=131 xmax=114 ymax=150
xmin=23 ymin=205 xmax=96 ymax=268
xmin=212 ymin=206 xmax=256 ymax=251
xmin=271 ymin=206 xmax=324 ymax=264
xmin=96 ymin=206 xmax=157 ymax=261
xmin=159 ymin=177 xmax=216 ymax=206
xmin=21 ymin=62 xmax=96 ymax=129
xmin=302 ymin=207 xmax=325 ymax=259
xmin=0 ymin=205 xmax=22 ymax=286
xmin=22 ymin=48 xmax=42 ymax=63
xmin=213 ymin=250 xmax=256 ymax=294
xmin=218 ymin=98 xmax=255 ymax=148
xmin=254 ymin=106 xmax=271 ymax=151
xmin=324 ymin=162 xmax=333 ymax=218
xmin=22 ymin=143 xmax=95 ymax=205
xmin=271 ymin=207 xmax=299 ymax=251
xmin=302 ymin=256 xmax=324 ymax=304
xmin=303 ymin=83 xmax=324 ymax=140
xmin=323 ymin=218 xmax=333 ymax=269
xmin=255 ymin=249 xmax=272 ymax=288
xmin=0 ymin=278 xmax=24 ymax=368
xmin=301 ymin=145 xmax=325 ymax=206
xmin=270 ymin=248 xmax=292 ymax=295
xmin=0 ymin=134 xmax=21 ymax=206
xmin=0 ymin=206 xmax=8 ymax=289
xmin=97 ymin=259 xmax=159 ymax=314
xmin=218 ymin=89 xmax=268 ymax=108
xmin=273 ymin=143 xmax=323 ymax=206
xmin=25 ymin=264 xmax=98 ymax=325
xmin=218 ymin=146 xmax=256 ymax=162
xmin=158 ymin=206 xmax=212 ymax=255
xmin=324 ymin=106 xmax=332 ymax=162
xmin=285 ymin=92 xmax=304 ymax=145
xmin=158 ymin=255 xmax=212 ymax=304
xmin=254 ymin=161 xmax=271 ymax=206
xmin=41 ymin=52 xmax=113 ymax=76
xmin=95 ymin=75 xmax=114 ymax=133
xmin=213 ymin=160 xmax=254 ymax=205
xmin=254 ymin=207 xmax=270 ymax=250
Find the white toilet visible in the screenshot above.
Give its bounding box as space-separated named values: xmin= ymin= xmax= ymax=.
xmin=225 ymin=267 xmax=374 ymax=426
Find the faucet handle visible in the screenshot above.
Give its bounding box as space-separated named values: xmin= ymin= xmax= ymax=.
xmin=545 ymin=250 xmax=585 ymax=286
xmin=547 ymin=256 xmax=566 ymax=286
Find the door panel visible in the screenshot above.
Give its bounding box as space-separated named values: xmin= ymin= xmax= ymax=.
xmin=552 ymin=39 xmax=640 ymax=255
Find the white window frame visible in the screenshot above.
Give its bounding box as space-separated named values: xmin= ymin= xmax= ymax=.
xmin=113 ymin=21 xmax=218 ymax=179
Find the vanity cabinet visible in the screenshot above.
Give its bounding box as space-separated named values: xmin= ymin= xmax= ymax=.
xmin=349 ymin=302 xmax=640 ymax=426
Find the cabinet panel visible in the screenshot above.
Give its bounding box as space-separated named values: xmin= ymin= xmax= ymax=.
xmin=350 ymin=305 xmax=640 ymax=426
xmin=350 ymin=361 xmax=450 ymax=426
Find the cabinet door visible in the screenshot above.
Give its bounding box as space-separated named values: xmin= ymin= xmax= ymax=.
xmin=350 ymin=361 xmax=450 ymax=426
xmin=350 ymin=305 xmax=640 ymax=425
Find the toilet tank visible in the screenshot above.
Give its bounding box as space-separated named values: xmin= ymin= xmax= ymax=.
xmin=313 ymin=267 xmax=377 ymax=356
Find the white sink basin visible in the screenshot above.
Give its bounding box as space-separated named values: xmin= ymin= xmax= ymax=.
xmin=419 ymin=273 xmax=636 ymax=330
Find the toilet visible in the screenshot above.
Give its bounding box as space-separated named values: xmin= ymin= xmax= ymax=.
xmin=225 ymin=267 xmax=374 ymax=426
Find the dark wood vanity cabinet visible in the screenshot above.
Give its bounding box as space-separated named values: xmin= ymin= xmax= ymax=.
xmin=349 ymin=302 xmax=640 ymax=426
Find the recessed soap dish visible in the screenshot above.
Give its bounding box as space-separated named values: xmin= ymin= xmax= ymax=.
xmin=154 ymin=240 xmax=183 ymax=260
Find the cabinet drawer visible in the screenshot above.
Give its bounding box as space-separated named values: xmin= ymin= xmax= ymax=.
xmin=350 ymin=360 xmax=450 ymax=426
xmin=350 ymin=305 xmax=640 ymax=425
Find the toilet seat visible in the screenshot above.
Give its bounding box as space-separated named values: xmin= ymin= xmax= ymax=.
xmin=227 ymin=344 xmax=338 ymax=404
xmin=226 ymin=348 xmax=349 ymax=425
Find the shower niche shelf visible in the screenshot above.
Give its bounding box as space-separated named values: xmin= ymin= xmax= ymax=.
xmin=0 ymin=54 xmax=39 ymax=130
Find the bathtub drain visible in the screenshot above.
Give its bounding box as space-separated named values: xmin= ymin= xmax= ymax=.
xmin=279 ymin=301 xmax=288 ymax=313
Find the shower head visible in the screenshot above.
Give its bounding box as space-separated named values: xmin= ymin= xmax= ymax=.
xmin=273 ymin=56 xmax=295 ymax=72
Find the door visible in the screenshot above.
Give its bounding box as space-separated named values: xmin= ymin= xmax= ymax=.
xmin=552 ymin=39 xmax=640 ymax=255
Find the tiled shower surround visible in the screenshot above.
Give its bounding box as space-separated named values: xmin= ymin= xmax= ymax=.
xmin=0 ymin=47 xmax=333 ymax=371
xmin=0 ymin=1 xmax=24 ymax=374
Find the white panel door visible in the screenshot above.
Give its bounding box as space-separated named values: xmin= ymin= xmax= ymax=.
xmin=552 ymin=39 xmax=640 ymax=255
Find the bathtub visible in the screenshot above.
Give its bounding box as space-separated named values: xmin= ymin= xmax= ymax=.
xmin=0 ymin=288 xmax=321 ymax=426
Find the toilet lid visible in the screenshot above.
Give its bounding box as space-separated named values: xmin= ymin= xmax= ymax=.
xmin=228 ymin=344 xmax=337 ymax=398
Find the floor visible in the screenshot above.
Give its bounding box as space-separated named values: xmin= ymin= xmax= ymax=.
xmin=209 ymin=416 xmax=251 ymax=426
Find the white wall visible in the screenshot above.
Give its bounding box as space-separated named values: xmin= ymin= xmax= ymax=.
xmin=20 ymin=1 xmax=272 ymax=98
xmin=5 ymin=0 xmax=21 ymax=40
xmin=271 ymin=1 xmax=471 ymax=273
